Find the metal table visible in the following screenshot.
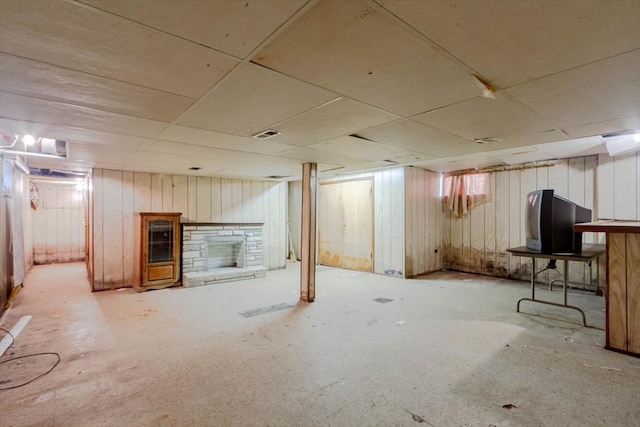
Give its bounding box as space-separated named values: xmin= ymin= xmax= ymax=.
xmin=507 ymin=244 xmax=606 ymax=326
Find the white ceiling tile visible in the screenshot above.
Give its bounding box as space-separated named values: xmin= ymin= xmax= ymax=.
xmin=534 ymin=136 xmax=608 ymax=158
xmin=564 ymin=116 xmax=640 ymax=139
xmin=488 ymin=130 xmax=569 ymax=149
xmin=307 ymin=135 xmax=416 ymax=161
xmin=381 ymin=0 xmax=640 ymax=87
xmin=82 ymin=0 xmax=306 ymax=59
xmin=177 ymin=63 xmax=338 ymax=136
xmin=270 ymin=98 xmax=398 ymax=146
xmin=0 ymin=118 xmax=152 ymax=149
xmin=0 ymin=0 xmax=238 ymax=98
xmin=157 ymin=125 xmax=296 ymax=155
xmin=0 ymin=54 xmax=195 ymax=122
xmin=491 ymin=150 xmax=555 ymax=166
xmin=146 ymin=140 xmax=266 ymax=163
xmin=276 ymin=147 xmax=368 ymax=167
xmin=411 ymin=157 xmax=498 ymax=173
xmin=356 ymin=119 xmax=471 ymax=154
xmin=127 ymin=151 xmax=239 ymax=172
xmin=122 ymin=162 xmax=227 ymax=177
xmin=507 ymin=51 xmax=640 ymax=130
xmin=0 ymin=93 xmax=168 ymax=138
xmin=252 ymin=0 xmax=478 ymax=116
xmin=413 ymin=92 xmax=555 ymax=141
xmin=216 ymin=157 xmax=305 ymax=180
xmin=320 ymin=160 xmax=401 ymax=177
xmin=68 ymin=141 xmax=139 ymax=165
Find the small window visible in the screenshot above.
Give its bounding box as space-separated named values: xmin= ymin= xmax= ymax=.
xmin=442 ymin=173 xmax=491 ymax=217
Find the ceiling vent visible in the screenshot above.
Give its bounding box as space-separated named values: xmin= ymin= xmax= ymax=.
xmin=474 ymin=137 xmax=502 ymax=144
xmin=252 ymin=129 xmax=281 ymax=139
xmin=265 ymin=175 xmax=290 ymax=180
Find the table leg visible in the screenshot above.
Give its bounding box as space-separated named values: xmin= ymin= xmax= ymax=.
xmin=564 ymin=260 xmax=568 ymax=306
xmin=517 ymin=257 xmax=587 ymax=326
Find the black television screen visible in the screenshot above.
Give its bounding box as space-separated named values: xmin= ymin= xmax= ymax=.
xmin=525 ymin=189 xmax=591 ymax=254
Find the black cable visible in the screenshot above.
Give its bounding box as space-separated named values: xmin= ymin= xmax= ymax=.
xmin=0 ymin=326 xmax=61 ymax=390
xmin=0 ymin=353 xmax=61 ymax=390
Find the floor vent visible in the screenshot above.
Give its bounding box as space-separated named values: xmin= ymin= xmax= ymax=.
xmin=373 ymin=298 xmax=393 ymax=304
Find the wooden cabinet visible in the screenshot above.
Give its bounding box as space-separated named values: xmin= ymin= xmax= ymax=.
xmin=133 ymin=212 xmax=181 ymax=292
xmin=575 ymin=221 xmax=640 ymax=357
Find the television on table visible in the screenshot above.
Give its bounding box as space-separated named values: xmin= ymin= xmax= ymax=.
xmin=525 ymin=189 xmax=592 ymax=254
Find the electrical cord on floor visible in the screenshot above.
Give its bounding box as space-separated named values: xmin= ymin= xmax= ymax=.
xmin=0 ymin=326 xmax=61 ymax=391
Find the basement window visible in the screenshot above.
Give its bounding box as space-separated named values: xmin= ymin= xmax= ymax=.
xmin=442 ymin=173 xmax=491 ymax=218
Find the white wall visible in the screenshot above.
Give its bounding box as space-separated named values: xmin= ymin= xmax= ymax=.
xmin=320 ymin=168 xmax=405 ymax=276
xmin=89 ymin=169 xmax=287 ymax=291
xmin=31 ymin=181 xmax=85 ymax=265
xmin=14 ymin=168 xmax=32 ymax=283
xmin=597 ymin=151 xmax=640 ymax=220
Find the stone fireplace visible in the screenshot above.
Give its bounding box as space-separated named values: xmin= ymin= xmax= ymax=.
xmin=181 ymin=223 xmax=267 ymax=287
xmin=206 ymin=235 xmax=246 ymax=269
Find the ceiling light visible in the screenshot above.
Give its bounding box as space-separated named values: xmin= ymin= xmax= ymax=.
xmin=22 ymin=134 xmax=36 ymax=145
xmin=252 ymin=129 xmax=281 ymax=139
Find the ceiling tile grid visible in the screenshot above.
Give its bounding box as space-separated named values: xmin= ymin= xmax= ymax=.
xmin=0 ymin=54 xmax=195 ymax=123
xmin=266 ymin=97 xmax=399 ymax=147
xmin=0 ymin=92 xmax=168 ymax=138
xmin=176 ymin=62 xmax=339 ymax=137
xmin=506 ymin=51 xmax=640 ymax=130
xmin=380 ymin=0 xmax=640 ymax=88
xmin=0 ymin=0 xmax=638 ymax=179
xmin=252 ymin=0 xmax=480 ymax=117
xmin=80 ymin=0 xmax=307 ymax=59
xmin=0 ymin=0 xmax=238 ymax=98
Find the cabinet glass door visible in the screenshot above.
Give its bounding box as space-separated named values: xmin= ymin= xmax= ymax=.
xmin=148 ymin=220 xmax=173 ymax=263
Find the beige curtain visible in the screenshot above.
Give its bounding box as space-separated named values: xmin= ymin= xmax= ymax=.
xmin=443 ymin=173 xmax=491 ymax=217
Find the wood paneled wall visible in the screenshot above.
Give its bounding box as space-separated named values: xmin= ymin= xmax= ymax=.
xmin=291 ymin=167 xmax=443 ymax=278
xmin=89 ymin=169 xmax=287 ymax=290
xmin=598 ymin=151 xmax=640 ymax=221
xmin=321 ymin=168 xmax=405 ymax=276
xmin=442 ymin=157 xmax=599 ymax=285
xmin=32 ymin=182 xmax=85 ymax=264
xmin=404 ymin=166 xmax=443 ymax=277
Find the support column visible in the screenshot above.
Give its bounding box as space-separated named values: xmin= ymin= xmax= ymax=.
xmin=300 ymin=162 xmax=317 ymax=302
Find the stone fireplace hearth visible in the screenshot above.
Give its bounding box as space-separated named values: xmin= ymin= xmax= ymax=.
xmin=181 ymin=223 xmax=267 ymax=287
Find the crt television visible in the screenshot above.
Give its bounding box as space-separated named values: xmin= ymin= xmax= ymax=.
xmin=525 ymin=189 xmax=591 ymax=254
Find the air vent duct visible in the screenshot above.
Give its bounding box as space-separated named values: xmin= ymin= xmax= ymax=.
xmin=252 ymin=129 xmax=281 ymax=139
xmin=474 ymin=137 xmax=502 ymax=144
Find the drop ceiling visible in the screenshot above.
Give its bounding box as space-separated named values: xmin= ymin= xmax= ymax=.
xmin=0 ymin=0 xmax=639 ymax=180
